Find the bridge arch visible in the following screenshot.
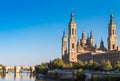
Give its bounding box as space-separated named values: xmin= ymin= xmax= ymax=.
xmin=2 ymin=66 xmax=35 ymax=73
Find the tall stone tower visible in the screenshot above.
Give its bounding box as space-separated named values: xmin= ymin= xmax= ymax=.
xmin=68 ymin=12 xmax=77 ymax=63
xmin=89 ymin=31 xmax=94 ymax=46
xmin=62 ymin=31 xmax=67 ymax=59
xmin=108 ymin=13 xmax=117 ymax=51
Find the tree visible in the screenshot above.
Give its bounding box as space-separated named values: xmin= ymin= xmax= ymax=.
xmin=88 ymin=60 xmax=99 ymax=70
xmin=73 ymin=60 xmax=84 ymax=69
xmin=35 ymin=62 xmax=48 ymax=74
xmin=102 ymin=60 xmax=112 ymax=71
xmin=49 ymin=58 xmax=65 ymax=69
xmin=115 ymin=61 xmax=120 ymax=70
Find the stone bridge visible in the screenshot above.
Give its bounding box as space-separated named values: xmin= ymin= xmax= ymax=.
xmin=2 ymin=66 xmax=35 ymax=73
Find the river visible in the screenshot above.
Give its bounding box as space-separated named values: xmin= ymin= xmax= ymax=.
xmin=0 ymin=72 xmax=43 ymax=81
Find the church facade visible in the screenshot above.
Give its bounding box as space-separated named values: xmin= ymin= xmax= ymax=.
xmin=61 ymin=12 xmax=120 ymax=65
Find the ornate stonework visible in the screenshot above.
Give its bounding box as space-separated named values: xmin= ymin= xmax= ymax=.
xmin=61 ymin=12 xmax=120 ymax=64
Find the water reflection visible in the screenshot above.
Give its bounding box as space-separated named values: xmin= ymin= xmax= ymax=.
xmin=0 ymin=72 xmax=36 ymax=81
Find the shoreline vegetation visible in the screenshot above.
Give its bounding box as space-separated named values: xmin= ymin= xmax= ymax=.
xmin=35 ymin=58 xmax=120 ymax=81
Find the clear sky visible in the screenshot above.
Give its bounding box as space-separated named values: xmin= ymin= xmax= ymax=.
xmin=0 ymin=0 xmax=120 ymax=66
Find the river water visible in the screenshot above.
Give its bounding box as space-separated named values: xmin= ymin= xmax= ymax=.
xmin=0 ymin=72 xmax=41 ymax=81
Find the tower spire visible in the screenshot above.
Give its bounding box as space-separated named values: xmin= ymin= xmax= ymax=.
xmin=63 ymin=30 xmax=66 ymax=38
xmin=70 ymin=12 xmax=75 ymax=23
xmin=90 ymin=30 xmax=93 ymax=39
xmin=110 ymin=12 xmax=114 ymax=24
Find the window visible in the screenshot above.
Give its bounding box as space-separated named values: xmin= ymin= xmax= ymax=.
xmin=72 ymin=29 xmax=74 ymax=35
xmin=113 ymin=30 xmax=115 ymax=34
xmin=72 ymin=44 xmax=74 ymax=49
xmin=113 ymin=44 xmax=115 ymax=49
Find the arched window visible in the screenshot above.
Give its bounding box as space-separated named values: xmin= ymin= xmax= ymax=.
xmin=113 ymin=44 xmax=115 ymax=49
xmin=72 ymin=44 xmax=74 ymax=49
xmin=112 ymin=30 xmax=114 ymax=34
xmin=72 ymin=29 xmax=74 ymax=35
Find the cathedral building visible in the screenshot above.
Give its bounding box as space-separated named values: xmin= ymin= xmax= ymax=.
xmin=61 ymin=12 xmax=120 ymax=65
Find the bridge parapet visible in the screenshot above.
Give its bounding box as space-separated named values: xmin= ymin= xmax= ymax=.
xmin=2 ymin=65 xmax=35 ymax=73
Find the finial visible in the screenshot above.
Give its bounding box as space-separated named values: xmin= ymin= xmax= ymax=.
xmin=70 ymin=10 xmax=75 ymax=23
xmin=63 ymin=30 xmax=66 ymax=38
xmin=110 ymin=10 xmax=114 ymax=24
xmin=90 ymin=30 xmax=93 ymax=39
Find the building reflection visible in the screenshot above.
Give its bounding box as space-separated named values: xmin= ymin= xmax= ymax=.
xmin=0 ymin=72 xmax=35 ymax=80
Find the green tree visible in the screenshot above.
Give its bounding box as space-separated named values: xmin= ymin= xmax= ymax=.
xmin=49 ymin=58 xmax=65 ymax=69
xmin=115 ymin=61 xmax=120 ymax=70
xmin=73 ymin=60 xmax=84 ymax=69
xmin=35 ymin=62 xmax=48 ymax=74
xmin=102 ymin=60 xmax=112 ymax=71
xmin=88 ymin=60 xmax=99 ymax=70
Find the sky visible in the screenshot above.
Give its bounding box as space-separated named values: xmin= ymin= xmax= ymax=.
xmin=0 ymin=0 xmax=120 ymax=66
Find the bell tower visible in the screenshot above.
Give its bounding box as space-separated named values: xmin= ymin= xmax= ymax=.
xmin=108 ymin=13 xmax=117 ymax=51
xmin=89 ymin=31 xmax=94 ymax=46
xmin=68 ymin=12 xmax=77 ymax=62
xmin=62 ymin=31 xmax=67 ymax=60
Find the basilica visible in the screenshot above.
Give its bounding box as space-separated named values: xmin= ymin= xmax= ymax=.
xmin=61 ymin=12 xmax=120 ymax=65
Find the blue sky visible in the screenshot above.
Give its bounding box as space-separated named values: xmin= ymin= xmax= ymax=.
xmin=0 ymin=0 xmax=120 ymax=66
